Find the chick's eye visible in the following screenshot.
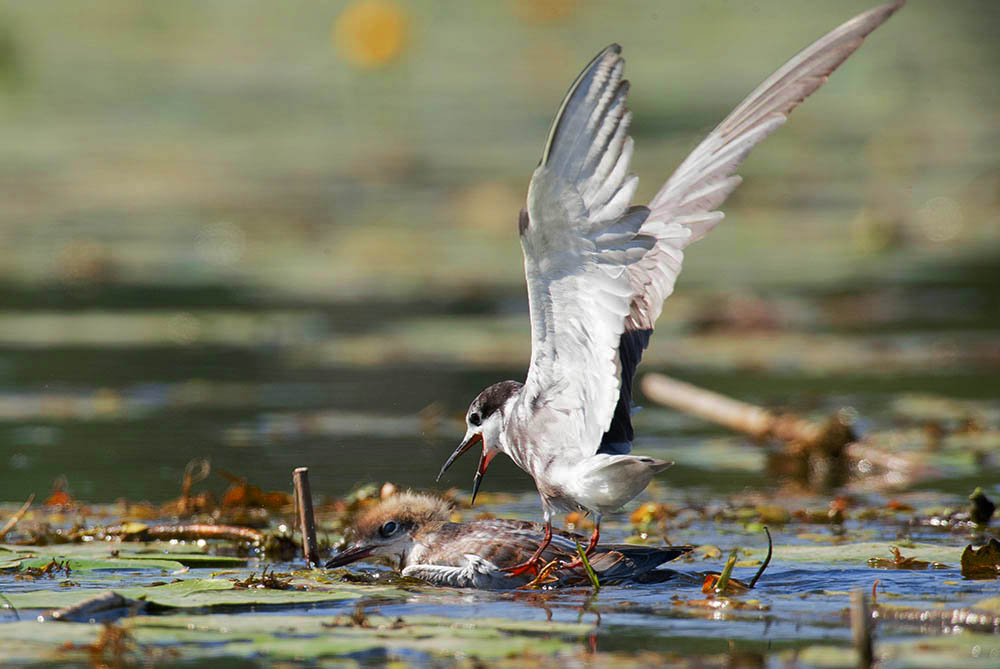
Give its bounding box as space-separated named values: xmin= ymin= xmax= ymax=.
xmin=379 ymin=521 xmax=398 ymax=538
xmin=469 ymin=412 xmax=481 ymax=427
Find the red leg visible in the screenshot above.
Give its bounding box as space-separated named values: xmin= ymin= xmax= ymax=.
xmin=504 ymin=521 xmax=552 ymax=577
xmin=584 ymin=523 xmax=599 ymax=555
xmin=559 ymin=521 xmax=600 ymax=570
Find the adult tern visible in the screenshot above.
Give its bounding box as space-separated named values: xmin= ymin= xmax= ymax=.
xmin=325 ymin=492 xmax=692 ymax=588
xmin=438 ymin=2 xmax=904 ymax=576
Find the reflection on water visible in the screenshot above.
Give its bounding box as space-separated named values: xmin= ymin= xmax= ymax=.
xmin=1 ymin=272 xmax=999 ymax=504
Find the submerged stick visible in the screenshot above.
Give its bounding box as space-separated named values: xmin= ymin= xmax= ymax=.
xmin=850 ymin=588 xmax=874 ymax=669
xmin=118 ymin=524 xmax=263 ymax=543
xmin=641 ymin=373 xmax=826 ymax=444
xmin=640 ymin=373 xmax=927 ymax=489
xmin=293 ymin=467 xmax=320 ymax=568
xmin=0 ymin=494 xmax=34 ymax=540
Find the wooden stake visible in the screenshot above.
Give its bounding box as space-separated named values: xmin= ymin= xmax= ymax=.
xmin=293 ymin=467 xmax=320 ymax=568
xmin=850 ymin=588 xmax=874 ymax=668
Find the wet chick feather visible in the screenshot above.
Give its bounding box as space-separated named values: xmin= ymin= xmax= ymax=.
xmin=327 ymin=493 xmax=691 ymax=589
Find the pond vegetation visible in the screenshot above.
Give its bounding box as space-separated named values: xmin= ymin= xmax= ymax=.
xmin=1 ymin=0 xmax=999 ymax=665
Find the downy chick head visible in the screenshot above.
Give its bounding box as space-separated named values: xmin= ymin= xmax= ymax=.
xmin=325 ymin=492 xmax=452 ymax=569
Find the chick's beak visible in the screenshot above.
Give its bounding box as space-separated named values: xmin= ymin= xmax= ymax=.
xmin=324 ymin=544 xmax=375 ymax=569
xmin=437 ymin=431 xmax=483 ymax=481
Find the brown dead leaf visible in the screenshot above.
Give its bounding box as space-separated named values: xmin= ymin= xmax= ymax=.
xmin=43 ymin=491 xmax=73 ymax=507
xmin=565 ymin=511 xmax=593 ymax=531
xmin=868 ymin=546 xmax=949 ymax=570
xmin=960 ymin=538 xmax=1000 ymax=580
xmin=629 ymin=502 xmax=673 ymax=527
xmin=222 ymin=484 xmax=291 ymax=510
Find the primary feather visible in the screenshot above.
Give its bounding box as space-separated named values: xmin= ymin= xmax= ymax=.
xmin=520 ymin=2 xmax=905 ymax=458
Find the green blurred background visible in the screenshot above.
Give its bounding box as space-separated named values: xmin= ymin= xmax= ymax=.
xmin=0 ymin=0 xmax=997 ymax=502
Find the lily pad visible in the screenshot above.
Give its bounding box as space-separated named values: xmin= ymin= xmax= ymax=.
xmin=1 ymin=543 xmax=246 ymax=565
xmin=0 ymin=613 xmax=590 ymax=663
xmin=793 ymin=633 xmax=1000 ymax=669
xmin=763 ymin=542 xmax=965 ymax=565
xmin=18 ymin=556 xmax=185 ymax=572
xmin=3 ymin=577 xmax=408 ymax=610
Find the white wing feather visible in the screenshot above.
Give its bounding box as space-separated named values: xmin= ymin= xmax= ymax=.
xmin=628 ymin=0 xmax=905 ymax=330
xmin=520 ymin=45 xmax=653 ymax=456
xmin=517 ymin=2 xmax=902 ymax=458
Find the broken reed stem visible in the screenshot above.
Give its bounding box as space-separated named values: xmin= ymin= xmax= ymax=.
xmin=850 ymin=588 xmax=874 ymax=669
xmin=748 ymin=526 xmax=772 ymax=588
xmin=118 ymin=524 xmax=263 ymax=543
xmin=640 ymin=372 xmax=929 ymax=489
xmin=0 ymin=494 xmax=35 ymax=540
xmin=293 ymin=467 xmax=320 ymax=568
xmin=641 ymin=373 xmax=823 ymax=444
xmin=714 ymin=549 xmax=739 ymax=594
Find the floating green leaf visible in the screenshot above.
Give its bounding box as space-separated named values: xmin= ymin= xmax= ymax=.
xmin=3 ymin=577 xmax=409 ymax=611
xmin=0 ymin=613 xmax=590 ymax=664
xmin=0 ymin=543 xmax=247 ymax=568
xmin=767 ymin=542 xmax=964 ymax=565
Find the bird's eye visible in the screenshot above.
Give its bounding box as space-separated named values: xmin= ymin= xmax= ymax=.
xmin=469 ymin=412 xmax=481 ymax=427
xmin=379 ymin=521 xmax=398 ymax=538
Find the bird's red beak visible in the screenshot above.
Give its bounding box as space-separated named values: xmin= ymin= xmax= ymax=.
xmin=437 ymin=431 xmax=498 ymax=505
xmin=471 ymin=449 xmax=498 ymax=506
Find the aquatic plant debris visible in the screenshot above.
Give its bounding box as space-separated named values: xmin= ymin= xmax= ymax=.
xmin=867 ymin=546 xmax=950 ymax=570
xmin=2 ymin=487 xmax=999 ymax=665
xmin=969 ymin=488 xmax=996 ymax=526
xmin=961 ymin=538 xmax=1000 ymax=580
xmin=0 ymin=613 xmax=592 ymax=663
xmin=0 ymin=495 xmax=33 ymax=540
xmin=575 ymin=540 xmax=600 ymax=591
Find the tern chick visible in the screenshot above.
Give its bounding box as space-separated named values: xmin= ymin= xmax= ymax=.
xmin=325 ymin=492 xmax=691 ymax=589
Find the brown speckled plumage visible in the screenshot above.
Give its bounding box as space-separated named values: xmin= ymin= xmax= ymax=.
xmin=329 ymin=493 xmax=691 ymax=588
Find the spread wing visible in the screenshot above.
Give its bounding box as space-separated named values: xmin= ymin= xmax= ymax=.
xmin=632 ymin=1 xmax=904 ymax=327
xmin=608 ymin=1 xmax=905 ymax=443
xmin=520 ymin=45 xmax=654 ymax=458
xmin=518 ymin=2 xmax=902 ymax=458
